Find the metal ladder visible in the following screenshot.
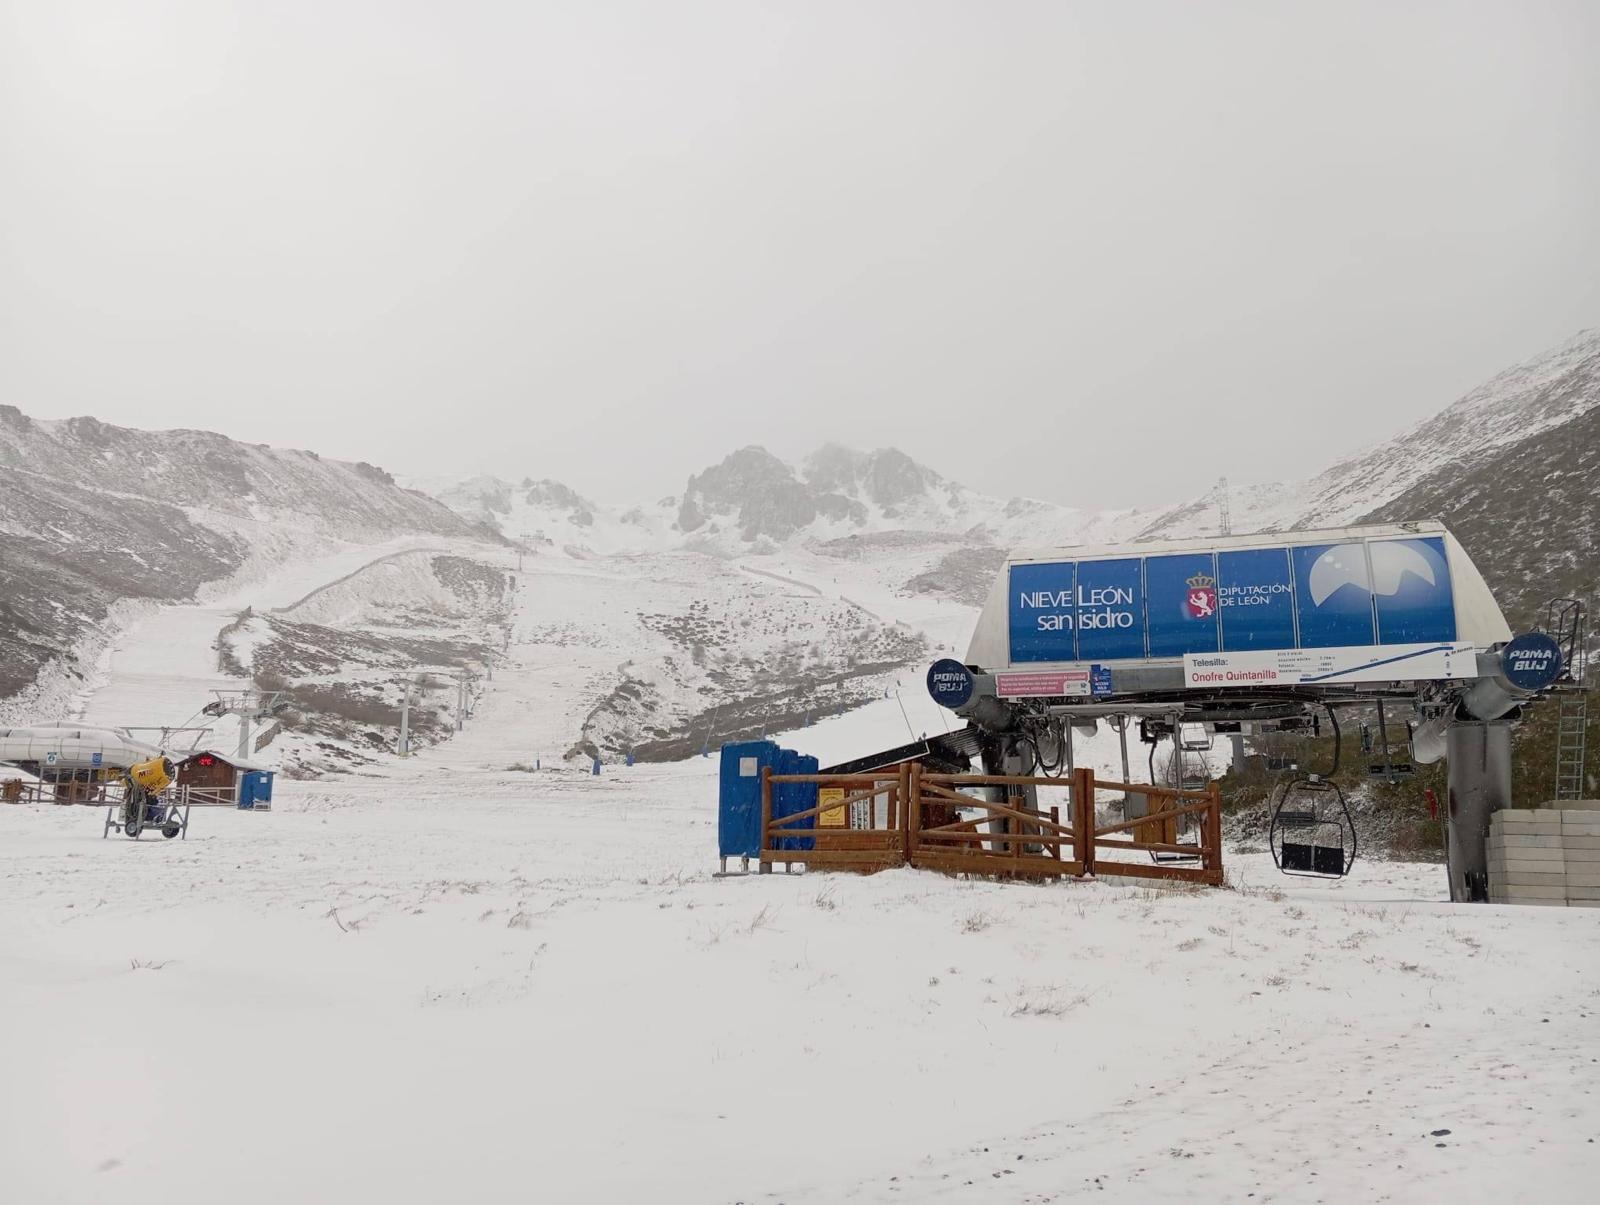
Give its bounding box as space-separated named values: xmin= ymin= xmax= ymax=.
xmin=1548 ymin=598 xmax=1589 ymax=801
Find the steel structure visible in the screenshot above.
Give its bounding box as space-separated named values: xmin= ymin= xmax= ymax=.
xmin=1548 ymin=598 xmax=1589 ymax=802
xmin=202 ymin=690 xmax=289 ymax=761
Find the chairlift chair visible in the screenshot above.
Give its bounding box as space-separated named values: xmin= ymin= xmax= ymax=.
xmin=1141 ymin=737 xmax=1205 ymax=864
xmin=1260 ymin=729 xmax=1300 ymax=774
xmin=1269 ymin=776 xmax=1357 ymax=878
xmin=1365 ymin=700 xmax=1415 ymax=781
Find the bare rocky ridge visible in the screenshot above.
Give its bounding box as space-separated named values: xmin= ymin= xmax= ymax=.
xmin=1362 ymin=403 xmax=1600 ymax=635
xmin=677 ymin=445 xmax=865 ymax=540
xmin=426 ymin=475 xmax=599 ymax=529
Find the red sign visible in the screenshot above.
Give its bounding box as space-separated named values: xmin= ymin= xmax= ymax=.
xmin=995 ymin=670 xmax=1091 ymax=698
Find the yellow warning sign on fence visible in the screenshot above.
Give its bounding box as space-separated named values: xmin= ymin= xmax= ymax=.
xmin=818 ymin=787 xmax=846 ymax=827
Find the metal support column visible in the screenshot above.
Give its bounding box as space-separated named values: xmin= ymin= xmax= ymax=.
xmin=1444 ymin=720 xmax=1514 ymax=903
xmin=398 ymin=678 xmax=413 ymax=756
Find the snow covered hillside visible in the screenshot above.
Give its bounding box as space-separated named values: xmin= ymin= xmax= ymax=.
xmin=0 ymin=408 xmax=495 ymax=717
xmin=231 ymin=551 xmax=516 ymax=774
xmin=62 ymin=536 xmax=507 ymax=774
xmin=1360 ymin=331 xmax=1600 ymax=632
xmin=1133 ymin=326 xmax=1600 ymax=544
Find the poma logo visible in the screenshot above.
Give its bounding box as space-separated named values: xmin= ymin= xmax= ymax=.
xmin=1185 ymin=572 xmax=1217 ymax=619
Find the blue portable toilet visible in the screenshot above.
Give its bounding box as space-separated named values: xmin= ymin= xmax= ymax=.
xmin=773 ymin=748 xmax=819 ymax=852
xmin=238 ymin=769 xmax=275 ymax=810
xmin=718 ymin=740 xmax=779 ymax=861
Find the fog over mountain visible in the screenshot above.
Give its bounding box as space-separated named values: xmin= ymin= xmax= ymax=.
xmin=3 ymin=326 xmax=1597 ymax=749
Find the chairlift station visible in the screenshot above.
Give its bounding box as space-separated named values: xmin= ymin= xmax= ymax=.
xmin=925 ymin=520 xmax=1579 ymax=902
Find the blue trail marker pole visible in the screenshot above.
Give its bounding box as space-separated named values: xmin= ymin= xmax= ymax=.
xmin=592 ymin=757 xmax=601 ymax=776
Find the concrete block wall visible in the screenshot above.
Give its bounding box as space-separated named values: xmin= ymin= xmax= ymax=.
xmin=1489 ymin=801 xmax=1600 ymax=907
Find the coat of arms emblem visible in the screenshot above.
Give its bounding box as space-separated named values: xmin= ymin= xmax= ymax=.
xmin=1185 ymin=572 xmax=1217 ymax=619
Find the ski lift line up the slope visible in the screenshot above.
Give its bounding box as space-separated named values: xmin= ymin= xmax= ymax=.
xmin=925 ymin=521 xmax=1571 ymax=902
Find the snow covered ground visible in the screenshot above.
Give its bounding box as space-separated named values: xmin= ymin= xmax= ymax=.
xmin=4 ymin=677 xmax=1599 ymax=1203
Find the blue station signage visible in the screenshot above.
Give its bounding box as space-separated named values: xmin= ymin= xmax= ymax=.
xmin=1008 ymin=536 xmax=1458 ymax=664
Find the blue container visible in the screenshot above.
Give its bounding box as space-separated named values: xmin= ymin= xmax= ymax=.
xmin=773 ymin=749 xmax=819 ymax=852
xmin=238 ymin=770 xmax=275 ymax=810
xmin=718 ymin=741 xmax=779 ymax=859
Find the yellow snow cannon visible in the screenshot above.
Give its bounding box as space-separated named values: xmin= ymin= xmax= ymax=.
xmin=127 ymin=755 xmax=175 ymax=794
xmin=118 ymin=755 xmax=180 ymax=839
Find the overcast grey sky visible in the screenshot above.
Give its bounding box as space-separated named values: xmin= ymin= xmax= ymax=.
xmin=3 ymin=1 xmax=1597 ymax=508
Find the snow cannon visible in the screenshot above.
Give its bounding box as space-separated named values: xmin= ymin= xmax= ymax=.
xmin=116 ymin=755 xmax=180 ymax=840
xmin=127 ymin=755 xmax=175 ymax=794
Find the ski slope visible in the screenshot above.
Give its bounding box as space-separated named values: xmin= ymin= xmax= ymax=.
xmin=70 ymin=536 xmax=483 ymax=748
xmin=4 ymin=634 xmax=1598 ymax=1204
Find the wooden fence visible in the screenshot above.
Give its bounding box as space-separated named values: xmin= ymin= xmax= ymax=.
xmin=2 ymin=781 xmax=243 ymax=808
xmin=760 ymin=765 xmax=1223 ymax=887
xmin=2 ymin=780 xmax=111 ymax=806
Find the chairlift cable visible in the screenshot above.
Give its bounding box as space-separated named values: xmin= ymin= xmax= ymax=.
xmin=894 ymin=690 xmax=917 ymax=743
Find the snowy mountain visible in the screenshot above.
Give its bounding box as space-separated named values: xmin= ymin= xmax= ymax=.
xmin=399 ymin=472 xmax=675 ymax=556
xmin=0 ymin=408 xmax=492 ymax=713
xmin=5 ymin=325 xmax=1596 ymax=772
xmin=1350 ymin=330 xmax=1600 ymax=634
xmin=1360 ymin=391 xmax=1600 ymax=633
xmin=1135 ymin=327 xmax=1600 ymax=545
xmin=416 ymin=443 xmax=1137 ymax=558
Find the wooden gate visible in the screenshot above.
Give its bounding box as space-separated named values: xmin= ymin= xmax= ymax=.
xmin=910 ymin=766 xmax=1086 ymax=877
xmin=1082 ymin=772 xmax=1224 ymax=886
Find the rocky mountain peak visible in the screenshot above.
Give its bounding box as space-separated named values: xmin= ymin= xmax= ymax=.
xmin=803 ymin=444 xmax=946 ymax=509
xmin=521 ymin=478 xmax=596 ymax=526
xmin=677 ymin=445 xmax=842 ymax=540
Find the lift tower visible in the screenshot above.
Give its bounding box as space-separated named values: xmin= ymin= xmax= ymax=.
xmin=202 ymin=690 xmax=288 ymax=760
